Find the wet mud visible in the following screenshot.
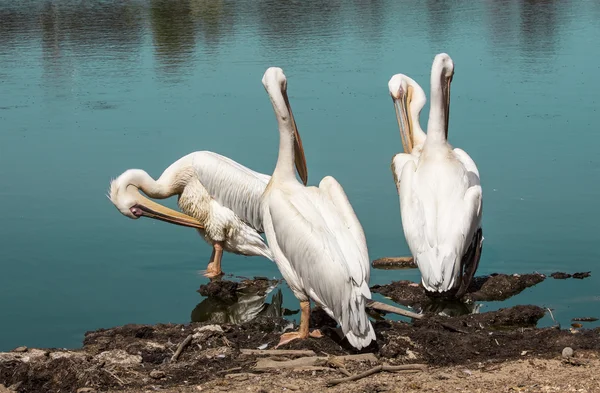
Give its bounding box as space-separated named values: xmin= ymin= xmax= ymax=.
xmin=371 ymin=272 xmax=547 ymax=311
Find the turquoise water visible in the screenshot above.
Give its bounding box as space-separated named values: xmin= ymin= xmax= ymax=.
xmin=1 ymin=0 xmax=599 ymax=351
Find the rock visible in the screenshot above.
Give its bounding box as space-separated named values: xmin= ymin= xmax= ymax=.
xmin=95 ymin=349 xmax=142 ymax=366
xmin=149 ymin=370 xmax=166 ymax=379
xmin=193 ymin=325 xmax=225 ymax=341
xmin=562 ymin=347 xmax=574 ymax=358
xmin=0 ymin=349 xmax=48 ymax=363
xmin=12 ymin=346 xmax=27 ymax=353
xmin=194 ymin=325 xmax=224 ymax=335
xmin=50 ymin=351 xmax=86 ymax=360
xmin=0 ymin=384 xmax=10 ymax=393
xmin=573 ymin=272 xmax=591 ymax=279
xmin=202 ymin=346 xmax=233 ymax=359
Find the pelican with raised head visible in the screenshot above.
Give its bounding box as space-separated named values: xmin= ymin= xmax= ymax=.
xmin=260 ymin=67 xmax=375 ymax=349
xmin=109 ymin=151 xmax=277 ymax=277
xmin=390 ymin=54 xmax=483 ymax=298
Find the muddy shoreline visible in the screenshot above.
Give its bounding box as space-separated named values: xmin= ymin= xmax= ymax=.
xmin=1 ymin=273 xmax=598 ymax=393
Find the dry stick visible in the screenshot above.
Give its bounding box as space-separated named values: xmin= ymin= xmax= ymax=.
xmin=217 ymin=367 xmax=243 ymax=375
xmin=170 ymin=334 xmax=193 ymax=363
xmin=366 ymin=300 xmax=423 ymax=319
xmin=367 ymin=300 xmax=469 ymax=334
xmin=240 ymin=349 xmax=316 ymax=356
xmin=327 ymin=364 xmax=427 ymax=387
xmin=103 ymin=369 xmax=125 ymax=386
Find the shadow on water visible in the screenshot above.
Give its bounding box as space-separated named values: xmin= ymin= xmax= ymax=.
xmin=191 ymin=283 xmax=299 ymax=324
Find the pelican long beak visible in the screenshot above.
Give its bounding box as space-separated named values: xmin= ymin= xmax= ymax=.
xmin=392 ymin=85 xmax=414 ymax=154
xmin=444 ymin=74 xmax=452 ymax=140
xmin=128 ymin=186 xmax=204 ymax=229
xmin=284 ymin=91 xmax=308 ymax=185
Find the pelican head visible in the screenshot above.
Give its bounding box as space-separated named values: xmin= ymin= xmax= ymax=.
xmin=262 ymin=67 xmax=308 ymax=185
xmin=431 ymin=53 xmax=454 ymax=139
xmin=109 ymin=169 xmax=204 ymax=229
xmin=388 ymin=74 xmax=428 ymax=154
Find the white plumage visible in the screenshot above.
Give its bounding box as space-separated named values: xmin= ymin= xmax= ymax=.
xmin=389 ymin=54 xmax=483 ymax=297
xmin=260 ymin=67 xmax=375 ymax=349
xmin=109 ymin=150 xmax=273 ymax=277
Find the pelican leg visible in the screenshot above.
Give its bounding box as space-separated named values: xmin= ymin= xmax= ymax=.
xmin=276 ymin=301 xmax=322 ymax=348
xmin=202 ymin=242 xmax=224 ymax=279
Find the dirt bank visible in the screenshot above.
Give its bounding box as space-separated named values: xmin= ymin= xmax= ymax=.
xmin=1 ymin=274 xmax=598 ymax=393
xmin=1 ymin=304 xmax=599 ymax=393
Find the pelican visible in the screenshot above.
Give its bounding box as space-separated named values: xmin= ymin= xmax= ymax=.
xmin=390 ymin=53 xmax=483 ymax=298
xmin=109 ymin=151 xmax=288 ymax=277
xmin=260 ymin=67 xmax=375 ymax=349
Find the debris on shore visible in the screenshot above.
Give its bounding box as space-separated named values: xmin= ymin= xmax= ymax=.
xmin=2 ymin=304 xmax=599 ymax=392
xmin=1 ymin=275 xmax=598 ymax=393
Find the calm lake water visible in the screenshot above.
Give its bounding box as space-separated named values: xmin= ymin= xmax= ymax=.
xmin=1 ymin=0 xmax=599 ymax=351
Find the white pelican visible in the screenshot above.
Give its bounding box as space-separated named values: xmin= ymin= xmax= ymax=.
xmin=109 ymin=151 xmax=293 ymax=277
xmin=260 ymin=67 xmax=375 ymax=349
xmin=390 ymin=54 xmax=483 ymax=298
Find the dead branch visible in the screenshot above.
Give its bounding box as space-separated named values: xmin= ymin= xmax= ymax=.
xmin=102 ymin=369 xmax=125 ymax=386
xmin=254 ymin=356 xmax=324 ymax=370
xmin=170 ymin=334 xmax=193 ymax=363
xmin=240 ymin=349 xmax=316 ymax=357
xmin=216 ymin=367 xmax=243 ymax=375
xmin=254 ymin=353 xmax=379 ymax=371
xmin=372 ymin=257 xmax=417 ymax=269
xmin=326 ymin=363 xmax=427 ymax=386
xmin=366 ymin=300 xmax=423 ymax=319
xmin=330 ymin=353 xmax=379 ymax=363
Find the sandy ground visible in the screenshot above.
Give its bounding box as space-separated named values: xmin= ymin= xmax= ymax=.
xmin=112 ymin=354 xmax=600 ymax=393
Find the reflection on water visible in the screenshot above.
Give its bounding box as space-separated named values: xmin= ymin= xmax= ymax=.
xmin=0 ymin=0 xmax=578 ymax=78
xmin=420 ymin=299 xmax=482 ymax=317
xmin=191 ymin=285 xmax=298 ymax=324
xmin=256 ymin=0 xmax=342 ymax=57
xmin=150 ymin=0 xmax=197 ymax=77
xmin=519 ymin=0 xmax=561 ymax=70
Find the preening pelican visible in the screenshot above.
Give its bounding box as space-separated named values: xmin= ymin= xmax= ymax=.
xmin=109 ymin=151 xmax=276 ymax=277
xmin=388 ymin=73 xmax=427 ymax=162
xmin=260 ymin=67 xmax=375 ymax=349
xmin=391 ymin=54 xmax=483 ymax=298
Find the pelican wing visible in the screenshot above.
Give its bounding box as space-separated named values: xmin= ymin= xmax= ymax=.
xmin=391 ymin=152 xmax=418 ymax=189
xmin=399 ymin=158 xmax=482 ymax=291
xmin=193 ymin=151 xmax=270 ymax=231
xmin=453 ymin=148 xmax=480 ymax=187
xmin=268 ymin=188 xmax=372 ymax=340
xmin=318 ymin=176 xmax=370 ymax=280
